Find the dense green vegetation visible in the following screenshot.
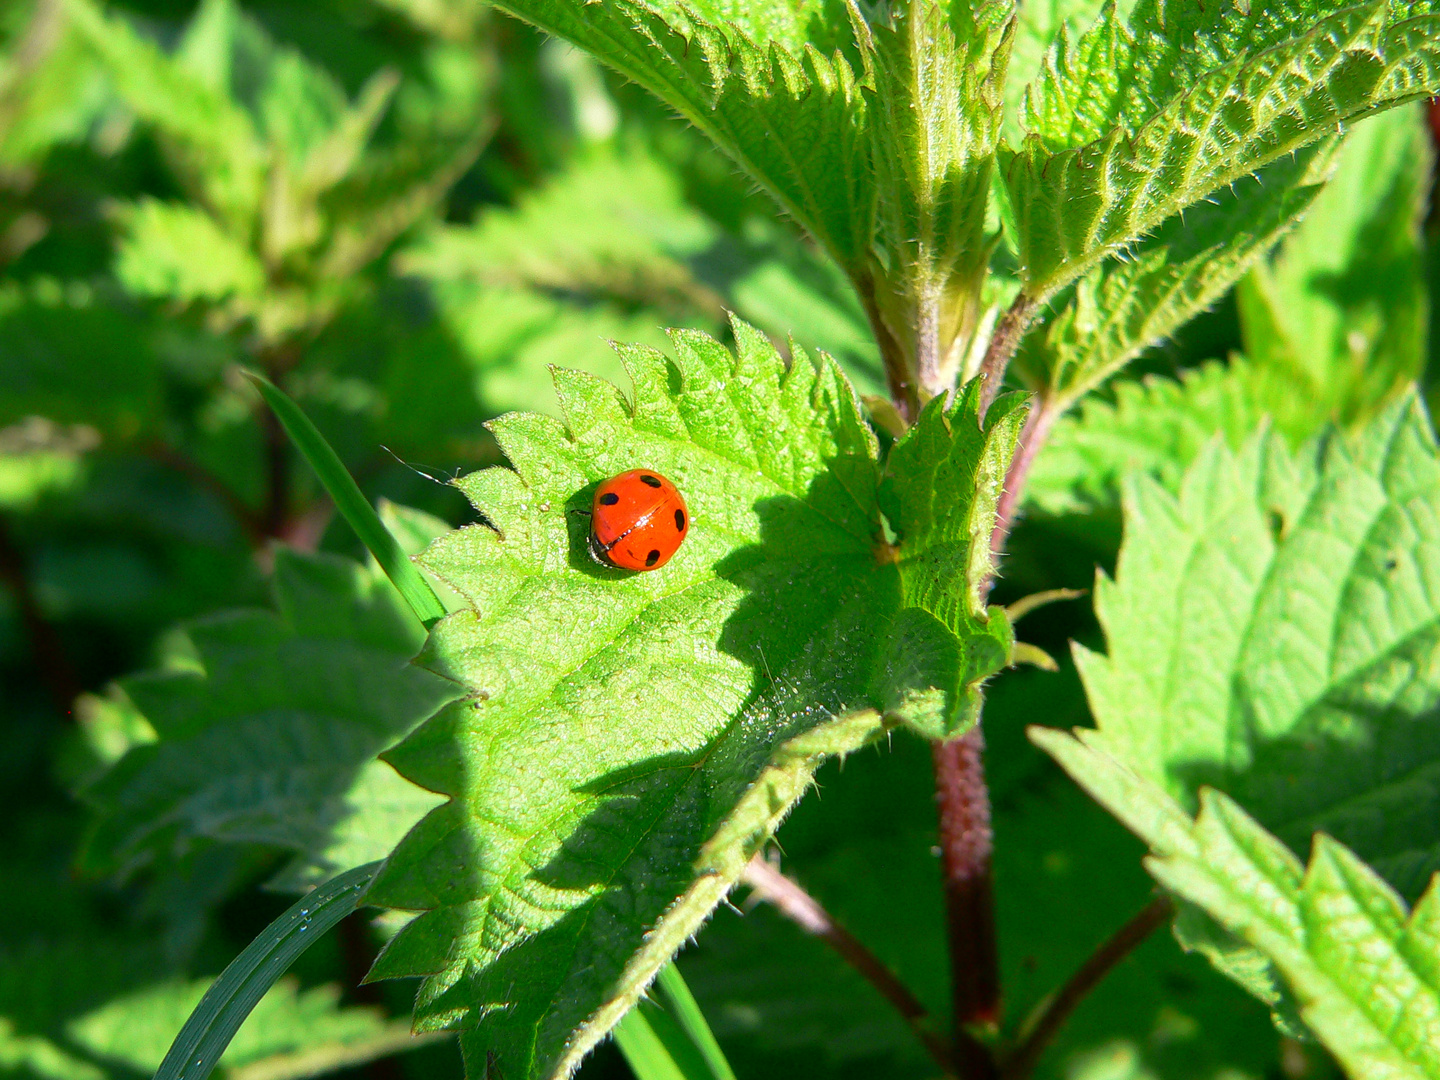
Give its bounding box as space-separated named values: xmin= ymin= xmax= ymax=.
xmin=3 ymin=1 xmax=1440 ymax=1079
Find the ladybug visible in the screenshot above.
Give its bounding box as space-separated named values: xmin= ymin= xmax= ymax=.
xmin=588 ymin=469 xmax=689 ymax=571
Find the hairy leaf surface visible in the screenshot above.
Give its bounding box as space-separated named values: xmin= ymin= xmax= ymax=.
xmin=1072 ymin=394 xmax=1440 ymax=901
xmin=1005 ymin=0 xmax=1440 ymax=298
xmin=1037 ymin=727 xmax=1440 ymax=1076
xmin=365 ymin=321 xmax=1023 ymax=1080
xmin=81 ymin=549 xmax=458 ymax=889
xmin=1012 ymin=141 xmax=1332 ymax=405
xmin=484 ymin=0 xmax=870 ymax=271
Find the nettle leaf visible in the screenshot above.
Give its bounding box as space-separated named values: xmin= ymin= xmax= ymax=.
xmin=1237 ymin=102 xmax=1431 ymax=420
xmin=865 ymin=0 xmax=1014 ymax=393
xmin=115 ymin=198 xmax=267 ymax=306
xmin=1035 ymin=728 xmax=1440 ymax=1078
xmin=1012 ymin=139 xmax=1334 ymax=406
xmin=80 ymin=549 xmax=459 ymax=889
xmin=399 ymin=144 xmax=720 ymax=318
xmin=1004 ymin=0 xmax=1440 ymax=300
xmin=366 ymin=321 xmax=1023 ymax=1080
xmin=1003 ymin=0 xmax=1115 ymax=139
xmin=1067 ymin=392 xmax=1440 ymax=903
xmin=1026 ymin=358 xmax=1287 ymax=516
xmin=62 ymin=0 xmax=266 ymax=231
xmin=485 ymin=0 xmax=870 ymax=272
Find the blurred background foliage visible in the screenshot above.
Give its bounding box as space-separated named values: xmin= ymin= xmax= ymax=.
xmin=0 ymin=0 xmax=1435 ymax=1077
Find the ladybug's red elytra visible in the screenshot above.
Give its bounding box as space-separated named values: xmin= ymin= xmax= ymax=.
xmin=588 ymin=469 xmax=689 ymax=571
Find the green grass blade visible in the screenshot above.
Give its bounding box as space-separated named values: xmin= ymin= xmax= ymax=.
xmin=155 ymin=861 xmax=382 ymax=1080
xmin=652 ymin=965 xmax=736 ymax=1080
xmin=612 ymin=1008 xmax=690 ymax=1080
xmin=611 ymin=965 xmax=735 ymax=1080
xmin=244 ymin=371 xmax=446 ymax=629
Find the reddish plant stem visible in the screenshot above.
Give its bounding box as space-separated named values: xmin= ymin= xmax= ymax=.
xmin=0 ymin=513 xmax=80 ymax=717
xmin=990 ymin=400 xmax=1059 ymax=566
xmin=928 ymin=294 xmax=1044 ymax=1077
xmin=933 ymin=728 xmax=1000 ymax=1079
xmin=1000 ymin=897 xmax=1173 ymax=1080
xmin=742 ymin=856 xmax=954 ymax=1075
xmin=976 ymin=294 xmax=1036 ymax=415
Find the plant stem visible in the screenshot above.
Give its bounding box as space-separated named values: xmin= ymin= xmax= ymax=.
xmin=976 ymin=294 xmax=1036 ymax=415
xmin=0 ymin=513 xmax=80 ymax=717
xmin=858 ymin=274 xmax=920 ymax=424
xmin=1000 ymin=897 xmax=1173 ymax=1080
xmin=741 ymin=855 xmax=954 ymax=1075
xmin=990 ymin=399 xmax=1058 ymax=564
xmin=932 ymin=729 xmax=1000 ymax=1080
xmin=143 ymin=441 xmax=265 ymax=544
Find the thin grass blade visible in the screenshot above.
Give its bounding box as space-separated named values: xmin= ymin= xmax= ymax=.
xmin=155 ymin=861 xmax=382 ymax=1080
xmin=652 ymin=965 xmax=736 ymax=1080
xmin=244 ymin=371 xmax=446 ymax=629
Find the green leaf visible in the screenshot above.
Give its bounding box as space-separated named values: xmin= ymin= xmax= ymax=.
xmin=1026 ymin=358 xmax=1283 ymax=515
xmin=115 ymin=198 xmax=267 ymax=305
xmin=62 ymin=0 xmax=265 ymax=230
xmin=79 ymin=549 xmax=458 ymax=888
xmin=484 ymin=0 xmax=869 ymax=272
xmin=1012 ymin=139 xmax=1334 ymax=406
xmin=879 ymin=381 xmax=1028 ymax=737
xmin=75 ymin=976 xmax=394 ymax=1078
xmin=364 ymin=320 xmax=1022 ymax=1079
xmin=1004 ymin=0 xmax=1440 ymax=300
xmin=0 ymin=282 xmax=159 ymax=437
xmin=1034 ymin=726 xmax=1440 ymax=1078
xmin=399 ymin=143 xmax=720 ymax=317
xmin=1069 ymin=392 xmax=1440 ymax=902
xmin=684 ymin=668 xmax=1288 ymax=1079
xmin=613 ymin=969 xmax=737 ymax=1080
xmin=864 ymin=0 xmax=1014 ymax=396
xmin=1003 ymin=0 xmax=1116 ymax=141
xmin=1237 ymin=102 xmax=1431 ymax=421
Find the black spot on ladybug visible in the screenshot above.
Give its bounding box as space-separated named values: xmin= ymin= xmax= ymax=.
xmin=599 ymin=492 xmax=620 ymax=505
xmin=640 ymin=474 xmax=663 ymax=488
xmin=646 ymin=549 xmax=661 ymax=567
xmin=675 ymin=509 xmax=686 ymax=531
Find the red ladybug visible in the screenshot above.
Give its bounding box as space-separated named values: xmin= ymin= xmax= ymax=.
xmin=588 ymin=469 xmax=689 ymax=571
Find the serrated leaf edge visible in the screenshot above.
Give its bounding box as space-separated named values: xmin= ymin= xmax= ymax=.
xmin=552 ymin=708 xmax=891 ymax=1079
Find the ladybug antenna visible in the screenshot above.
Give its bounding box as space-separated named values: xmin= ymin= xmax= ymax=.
xmin=379 ymin=445 xmax=459 ymax=486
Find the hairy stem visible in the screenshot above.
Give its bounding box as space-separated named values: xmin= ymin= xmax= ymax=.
xmin=933 ymin=728 xmax=1000 ymax=1080
xmin=741 ymin=855 xmax=955 ymax=1075
xmin=990 ymin=399 xmax=1059 ymax=565
xmin=976 ymin=294 xmax=1036 ymax=415
xmin=858 ymin=274 xmax=920 ymax=424
xmin=1001 ymin=897 xmax=1173 ymax=1080
xmin=0 ymin=513 xmax=80 ymax=717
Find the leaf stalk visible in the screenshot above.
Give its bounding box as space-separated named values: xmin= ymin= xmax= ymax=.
xmin=976 ymin=293 xmax=1036 ymax=416
xmin=741 ymin=855 xmax=954 ymax=1075
xmin=999 ymin=897 xmax=1173 ymax=1080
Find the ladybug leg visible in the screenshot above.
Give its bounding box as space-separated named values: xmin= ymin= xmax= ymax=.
xmin=587 ymin=530 xmax=615 ymax=566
